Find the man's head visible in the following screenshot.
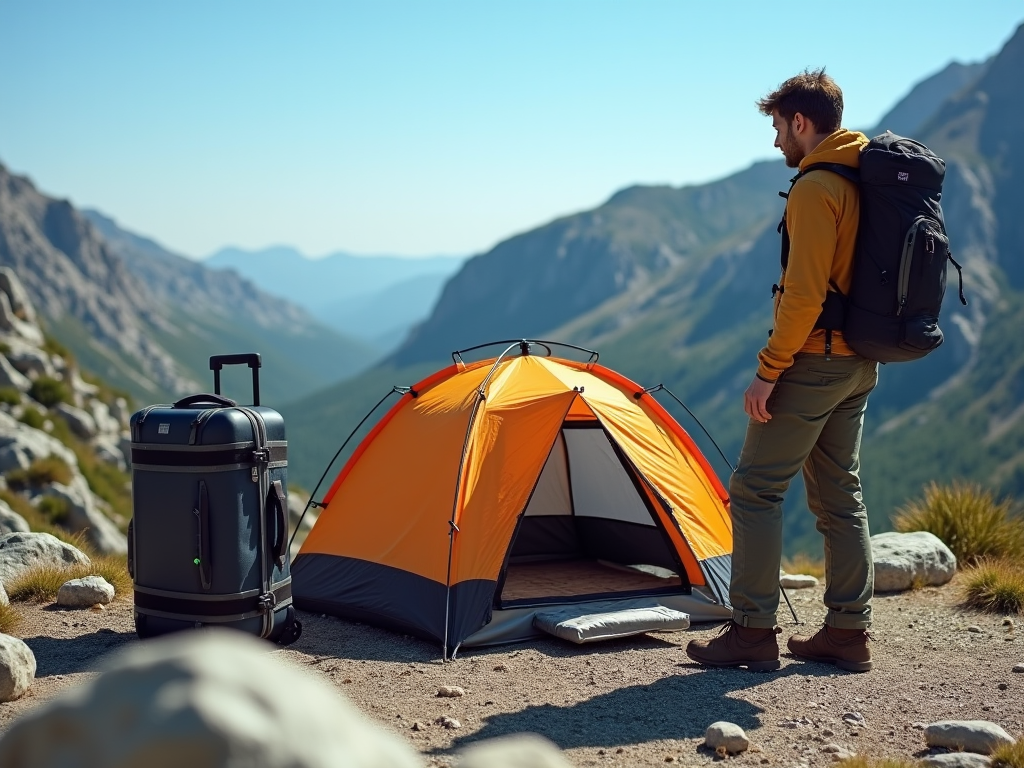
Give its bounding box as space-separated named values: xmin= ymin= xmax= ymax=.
xmin=757 ymin=68 xmax=843 ymax=167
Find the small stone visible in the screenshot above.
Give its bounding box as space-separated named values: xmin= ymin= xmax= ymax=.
xmin=1004 ymin=618 xmax=1015 ymax=628
xmin=779 ymin=720 xmax=800 ymax=729
xmin=1012 ymin=664 xmax=1024 ymax=673
xmin=411 ymin=721 xmax=426 ymax=731
xmin=997 ymin=683 xmax=1008 ymax=690
xmin=341 ymin=678 xmax=352 ymax=684
xmin=822 ymin=745 xmax=842 ymax=753
xmin=842 ymin=712 xmax=865 ymax=725
xmin=493 ymin=664 xmax=510 ymax=672
xmin=437 ymin=686 xmax=465 ymax=698
xmin=56 ymin=576 xmax=115 ymax=608
xmin=704 ymin=722 xmax=750 ymax=754
xmin=90 ymin=604 xmax=105 ymax=612
xmin=925 ymin=720 xmax=1014 ymax=754
xmin=435 ymin=716 xmax=461 ymax=730
xmin=968 ymin=626 xmax=983 ymax=634
xmin=921 ymin=753 xmax=993 ymax=768
xmin=829 ymin=750 xmax=856 ymax=763
xmin=665 ymin=757 xmax=675 ymax=763
xmin=780 ymin=574 xmax=819 ymax=589
xmin=821 ymin=729 xmax=835 ymax=737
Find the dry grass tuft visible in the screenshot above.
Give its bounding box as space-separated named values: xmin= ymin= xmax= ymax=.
xmin=782 ymin=552 xmax=825 ymax=579
xmin=834 ymin=755 xmax=921 ymax=768
xmin=893 ymin=481 xmax=1024 ymax=565
xmin=6 ymin=555 xmax=131 ymax=604
xmin=962 ymin=558 xmax=1024 ymax=615
xmin=993 ymin=739 xmax=1024 ymax=768
xmin=0 ymin=601 xmax=23 ymax=634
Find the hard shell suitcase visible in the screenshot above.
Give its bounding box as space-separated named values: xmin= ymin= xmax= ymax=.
xmin=128 ymin=353 xmax=301 ymax=645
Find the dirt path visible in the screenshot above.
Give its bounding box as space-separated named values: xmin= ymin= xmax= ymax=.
xmin=1 ymin=575 xmax=1021 ymax=766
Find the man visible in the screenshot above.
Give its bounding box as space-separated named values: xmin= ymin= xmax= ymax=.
xmin=686 ymin=69 xmax=878 ymax=672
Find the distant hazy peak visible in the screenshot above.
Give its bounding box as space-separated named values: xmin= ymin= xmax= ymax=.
xmin=868 ymin=59 xmax=989 ymax=138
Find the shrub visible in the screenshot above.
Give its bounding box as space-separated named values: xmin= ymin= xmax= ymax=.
xmin=993 ymin=739 xmax=1024 ymax=768
xmin=37 ymin=496 xmax=71 ymax=525
xmin=893 ymin=481 xmax=1024 ymax=565
xmin=962 ymin=558 xmax=1024 ymax=614
xmin=6 ymin=555 xmax=130 ymax=603
xmin=0 ymin=386 xmax=21 ymax=406
xmin=28 ymin=376 xmax=70 ymax=408
xmin=17 ymin=407 xmax=46 ymax=430
xmin=0 ymin=602 xmax=22 ymax=634
xmin=782 ymin=552 xmax=825 ymax=579
xmin=5 ymin=456 xmax=74 ymax=491
xmin=41 ymin=334 xmax=71 ymax=361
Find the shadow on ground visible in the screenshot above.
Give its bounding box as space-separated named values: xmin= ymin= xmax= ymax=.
xmin=23 ymin=628 xmax=135 ymax=677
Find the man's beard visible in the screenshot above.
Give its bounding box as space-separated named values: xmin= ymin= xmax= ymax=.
xmin=781 ymin=133 xmax=804 ymax=167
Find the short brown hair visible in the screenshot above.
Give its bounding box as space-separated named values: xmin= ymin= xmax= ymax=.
xmin=757 ymin=68 xmax=843 ymax=134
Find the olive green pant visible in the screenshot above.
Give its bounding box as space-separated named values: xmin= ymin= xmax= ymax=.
xmin=729 ymin=353 xmax=878 ymax=630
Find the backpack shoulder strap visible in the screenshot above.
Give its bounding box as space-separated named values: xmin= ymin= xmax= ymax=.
xmin=801 ymin=162 xmax=860 ymax=185
xmin=778 ymin=163 xmax=861 ymax=272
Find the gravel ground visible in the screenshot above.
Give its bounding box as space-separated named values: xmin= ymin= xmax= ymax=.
xmin=1 ymin=574 xmax=1021 ymax=766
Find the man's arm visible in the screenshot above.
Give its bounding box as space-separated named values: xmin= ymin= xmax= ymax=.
xmin=756 ymin=177 xmax=839 ymax=382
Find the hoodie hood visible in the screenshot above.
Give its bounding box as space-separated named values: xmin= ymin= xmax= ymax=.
xmin=799 ymin=128 xmax=869 ymax=171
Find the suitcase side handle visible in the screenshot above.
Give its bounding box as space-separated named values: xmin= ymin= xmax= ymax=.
xmin=210 ymin=353 xmax=262 ymax=406
xmin=268 ymin=480 xmax=288 ymax=570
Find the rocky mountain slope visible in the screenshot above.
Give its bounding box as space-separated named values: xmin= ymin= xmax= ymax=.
xmin=0 ymin=170 xmax=376 ymax=406
xmin=283 ymin=22 xmax=1024 ymax=551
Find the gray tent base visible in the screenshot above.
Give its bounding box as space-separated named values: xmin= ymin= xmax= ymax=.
xmin=460 ymin=588 xmax=730 ymax=649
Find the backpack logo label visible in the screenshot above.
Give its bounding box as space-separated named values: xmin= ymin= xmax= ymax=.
xmin=158 ymin=423 xmax=170 ymax=434
xmin=897 ymin=171 xmax=909 ymax=182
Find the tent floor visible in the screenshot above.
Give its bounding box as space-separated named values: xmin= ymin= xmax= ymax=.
xmin=500 ymin=559 xmax=683 ymax=607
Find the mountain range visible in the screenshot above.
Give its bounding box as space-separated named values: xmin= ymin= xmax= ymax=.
xmin=280 ymin=22 xmax=1024 ymax=553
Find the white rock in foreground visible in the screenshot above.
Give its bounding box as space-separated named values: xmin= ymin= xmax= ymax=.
xmin=57 ymin=576 xmax=114 ymax=608
xmin=456 ymin=734 xmax=573 ymax=768
xmin=871 ymin=531 xmax=957 ymax=592
xmin=0 ymin=634 xmax=36 ymax=702
xmin=922 ymin=753 xmax=993 ymax=768
xmin=0 ymin=532 xmax=90 ymax=586
xmin=0 ymin=630 xmax=422 ymax=767
xmin=780 ymin=573 xmax=819 ymax=589
xmin=705 ymin=721 xmax=749 ymax=754
xmin=925 ymin=720 xmax=1014 ymax=754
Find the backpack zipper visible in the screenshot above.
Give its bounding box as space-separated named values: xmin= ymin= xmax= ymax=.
xmin=897 ymin=216 xmax=928 ymax=316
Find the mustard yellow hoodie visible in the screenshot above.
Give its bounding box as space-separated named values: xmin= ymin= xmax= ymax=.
xmin=756 ymin=128 xmax=869 ymax=382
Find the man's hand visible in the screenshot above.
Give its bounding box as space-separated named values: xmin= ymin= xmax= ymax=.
xmin=744 ymin=375 xmax=776 ymax=423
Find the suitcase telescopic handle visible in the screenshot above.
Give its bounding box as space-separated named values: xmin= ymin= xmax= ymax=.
xmin=209 ymin=353 xmax=262 ymax=406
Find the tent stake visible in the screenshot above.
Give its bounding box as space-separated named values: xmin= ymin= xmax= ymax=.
xmin=781 ymin=585 xmax=801 ymax=624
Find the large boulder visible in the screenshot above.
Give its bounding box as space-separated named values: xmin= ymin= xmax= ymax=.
xmin=0 ymin=410 xmax=78 ymax=474
xmin=0 ymin=498 xmax=30 ymax=535
xmin=0 ymin=630 xmax=422 ymax=768
xmin=0 ymin=633 xmax=36 ymax=703
xmin=871 ymin=531 xmax=957 ymax=592
xmin=0 ymin=268 xmax=39 ymax=326
xmin=0 ymin=532 xmax=90 ymax=587
xmin=41 ymin=478 xmax=127 ymax=556
xmin=456 ymin=735 xmax=573 ymax=768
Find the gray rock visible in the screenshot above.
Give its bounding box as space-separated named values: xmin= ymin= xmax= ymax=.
xmin=925 ymin=721 xmax=1015 ymax=754
xmin=0 ymin=532 xmax=90 ymax=586
xmin=0 ymin=410 xmax=78 ymax=473
xmin=0 ymin=634 xmax=36 ymax=702
xmin=922 ymin=753 xmax=993 ymax=768
xmin=704 ymin=721 xmax=749 ymax=754
xmin=968 ymin=625 xmax=983 ymax=633
xmin=0 ymin=290 xmax=43 ymax=347
xmin=88 ymin=400 xmax=120 ymax=437
xmin=780 ymin=573 xmax=819 ymax=589
xmin=0 ymin=580 xmax=8 ymax=607
xmin=456 ymin=735 xmax=573 ymax=768
xmin=871 ymin=531 xmax=957 ymax=592
xmin=92 ymin=436 xmax=127 ymax=472
xmin=55 ymin=403 xmax=97 ymax=439
xmin=436 ymin=716 xmax=462 ymax=729
xmin=0 ymin=355 xmax=30 ymax=393
xmin=56 ymin=575 xmax=115 ymax=608
xmin=0 ymin=268 xmax=39 ymax=326
xmin=1013 ymin=663 xmax=1024 ymax=673
xmin=0 ymin=630 xmax=422 ymax=767
xmin=0 ymin=498 xmax=30 ymax=535
xmin=2 ymin=339 xmax=56 ymax=381
xmin=437 ymin=685 xmax=465 ymax=698
xmin=41 ymin=479 xmax=127 ymax=555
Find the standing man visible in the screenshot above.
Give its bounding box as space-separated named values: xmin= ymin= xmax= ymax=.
xmin=686 ymin=69 xmax=877 ymax=672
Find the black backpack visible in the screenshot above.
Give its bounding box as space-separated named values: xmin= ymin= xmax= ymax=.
xmin=779 ymin=131 xmax=967 ymax=363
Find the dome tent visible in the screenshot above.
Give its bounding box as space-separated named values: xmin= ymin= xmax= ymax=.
xmin=292 ymin=341 xmax=733 ymax=658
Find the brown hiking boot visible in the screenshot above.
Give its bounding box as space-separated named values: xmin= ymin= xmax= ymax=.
xmin=787 ymin=625 xmax=872 ymax=672
xmin=685 ymin=622 xmax=782 ymax=671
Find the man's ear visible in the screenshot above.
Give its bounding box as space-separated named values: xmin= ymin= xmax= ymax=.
xmin=792 ymin=112 xmax=806 ymax=135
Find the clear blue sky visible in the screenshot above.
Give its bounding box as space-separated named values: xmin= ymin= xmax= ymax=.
xmin=1 ymin=2 xmax=1021 ymax=260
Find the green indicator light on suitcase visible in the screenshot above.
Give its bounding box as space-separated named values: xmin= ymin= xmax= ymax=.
xmin=194 ymin=558 xmax=201 ymax=565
